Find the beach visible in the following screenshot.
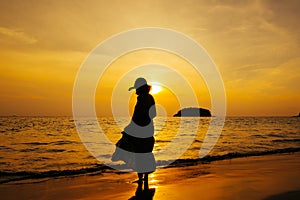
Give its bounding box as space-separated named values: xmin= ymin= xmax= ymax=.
xmin=1 ymin=152 xmax=299 ymax=200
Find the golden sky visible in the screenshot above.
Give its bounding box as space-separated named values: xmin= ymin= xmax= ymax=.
xmin=0 ymin=0 xmax=299 ymax=116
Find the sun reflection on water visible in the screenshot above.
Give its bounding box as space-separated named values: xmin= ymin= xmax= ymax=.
xmin=149 ymin=172 xmax=159 ymax=189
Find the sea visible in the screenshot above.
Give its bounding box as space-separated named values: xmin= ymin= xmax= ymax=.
xmin=0 ymin=116 xmax=299 ymax=184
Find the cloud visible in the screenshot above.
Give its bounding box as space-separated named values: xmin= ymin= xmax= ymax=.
xmin=0 ymin=27 xmax=37 ymax=44
xmin=262 ymin=0 xmax=300 ymax=31
xmin=225 ymin=57 xmax=300 ymax=96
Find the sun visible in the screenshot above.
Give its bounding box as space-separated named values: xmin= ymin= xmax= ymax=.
xmin=150 ymin=83 xmax=162 ymax=95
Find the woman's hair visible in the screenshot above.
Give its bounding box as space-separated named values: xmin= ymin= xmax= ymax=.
xmin=136 ymin=84 xmax=151 ymax=95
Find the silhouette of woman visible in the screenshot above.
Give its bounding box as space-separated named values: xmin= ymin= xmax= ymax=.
xmin=112 ymin=77 xmax=156 ymax=194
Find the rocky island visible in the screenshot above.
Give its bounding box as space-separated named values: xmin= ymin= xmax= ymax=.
xmin=173 ymin=107 xmax=211 ymax=117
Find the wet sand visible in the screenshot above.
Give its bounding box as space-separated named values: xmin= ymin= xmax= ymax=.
xmin=1 ymin=153 xmax=299 ymax=200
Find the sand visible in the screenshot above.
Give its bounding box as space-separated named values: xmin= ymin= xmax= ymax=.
xmin=1 ymin=153 xmax=299 ymax=200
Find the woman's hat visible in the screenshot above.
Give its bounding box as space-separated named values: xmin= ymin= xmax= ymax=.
xmin=128 ymin=77 xmax=148 ymax=91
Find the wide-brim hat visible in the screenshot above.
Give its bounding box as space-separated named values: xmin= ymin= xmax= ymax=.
xmin=128 ymin=77 xmax=150 ymax=91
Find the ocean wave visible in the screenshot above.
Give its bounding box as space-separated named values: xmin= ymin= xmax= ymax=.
xmin=161 ymin=147 xmax=300 ymax=167
xmin=272 ymin=139 xmax=300 ymax=143
xmin=154 ymin=140 xmax=169 ymax=143
xmin=0 ymin=164 xmax=111 ymax=184
xmin=1 ymin=147 xmax=299 ymax=184
xmin=267 ymin=133 xmax=285 ymax=138
xmin=21 ymin=140 xmax=80 ymax=146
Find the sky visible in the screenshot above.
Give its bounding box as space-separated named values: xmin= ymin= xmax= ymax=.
xmin=0 ymin=0 xmax=299 ymax=116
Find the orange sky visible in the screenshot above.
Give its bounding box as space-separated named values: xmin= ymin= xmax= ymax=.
xmin=0 ymin=0 xmax=299 ymax=116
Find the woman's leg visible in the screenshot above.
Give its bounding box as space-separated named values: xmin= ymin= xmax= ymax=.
xmin=136 ymin=173 xmax=143 ymax=195
xmin=138 ymin=173 xmax=143 ymax=181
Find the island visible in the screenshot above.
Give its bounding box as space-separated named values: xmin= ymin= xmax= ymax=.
xmin=173 ymin=107 xmax=211 ymax=117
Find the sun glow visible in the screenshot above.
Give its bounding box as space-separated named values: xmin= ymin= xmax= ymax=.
xmin=150 ymin=84 xmax=162 ymax=95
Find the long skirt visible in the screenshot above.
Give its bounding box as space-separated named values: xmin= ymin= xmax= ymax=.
xmin=112 ymin=132 xmax=156 ymax=173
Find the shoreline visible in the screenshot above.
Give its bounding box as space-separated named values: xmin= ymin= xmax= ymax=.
xmin=1 ymin=152 xmax=299 ymax=200
xmin=1 ymin=147 xmax=299 ymax=185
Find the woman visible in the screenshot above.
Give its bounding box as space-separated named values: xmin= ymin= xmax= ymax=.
xmin=112 ymin=77 xmax=156 ymax=191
